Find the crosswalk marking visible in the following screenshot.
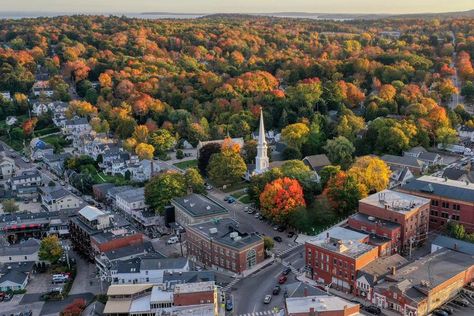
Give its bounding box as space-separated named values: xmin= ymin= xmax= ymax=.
xmin=237 ymin=310 xmax=281 ymax=316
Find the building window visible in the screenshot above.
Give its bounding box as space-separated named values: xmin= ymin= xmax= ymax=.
xmin=246 ymin=249 xmax=257 ymax=269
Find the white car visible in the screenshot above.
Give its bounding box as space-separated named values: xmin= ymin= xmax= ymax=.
xmin=263 ymin=295 xmax=272 ymax=304
xmin=167 ymin=236 xmax=179 ymax=244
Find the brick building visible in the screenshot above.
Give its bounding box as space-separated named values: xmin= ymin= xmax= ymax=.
xmin=373 ymin=249 xmax=474 ymax=315
xmin=358 ymin=190 xmax=430 ymax=253
xmin=347 ymin=213 xmax=402 ymax=255
xmin=399 ymin=176 xmax=474 ymax=232
xmin=69 ymin=206 xmax=143 ymax=262
xmin=285 ymin=295 xmax=360 ymax=316
xmin=305 ymin=227 xmax=379 ymax=292
xmin=173 ymin=281 xmax=215 ymax=306
xmin=186 ymin=218 xmax=264 ymax=273
xmin=172 ymin=194 xmax=229 ymax=227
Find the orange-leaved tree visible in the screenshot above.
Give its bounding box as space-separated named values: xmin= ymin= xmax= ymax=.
xmin=259 ymin=177 xmax=306 ymax=224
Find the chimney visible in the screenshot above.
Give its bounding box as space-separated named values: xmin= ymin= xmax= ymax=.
xmin=454 ymin=243 xmax=458 ymax=250
xmin=326 ymin=232 xmax=329 ymax=239
xmin=391 ymin=266 xmax=396 ymax=275
xmin=304 ymin=287 xmax=308 ymax=297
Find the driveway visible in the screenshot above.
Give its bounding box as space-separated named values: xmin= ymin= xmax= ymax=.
xmin=26 ymin=272 xmax=52 ymax=294
xmin=69 ymin=251 xmax=105 ymax=295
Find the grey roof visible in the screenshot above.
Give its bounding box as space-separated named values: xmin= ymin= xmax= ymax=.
xmin=432 ymin=235 xmax=474 ymax=256
xmin=418 ymin=151 xmax=440 ymax=162
xmin=66 ymin=117 xmax=88 ymax=126
xmin=0 ymin=261 xmax=35 ymax=275
xmin=162 ymin=271 xmax=215 ymax=289
xmin=116 ymin=187 xmax=144 ymax=203
xmin=303 ymin=154 xmax=331 ymax=171
xmin=358 ymin=254 xmax=408 ymax=283
xmin=93 ymin=183 xmax=116 ymax=194
xmin=41 ymin=186 xmax=73 ymax=200
xmin=285 ymin=281 xmax=327 ymax=298
xmin=349 ymin=212 xmax=401 ymax=230
xmin=0 ymin=239 xmax=40 ymax=257
xmin=188 ymin=218 xmax=263 ymax=250
xmin=173 ymin=194 xmax=228 ymax=218
xmin=12 ymin=170 xmax=41 ymax=181
xmin=442 ymin=168 xmax=467 ymax=181
xmin=381 ymin=154 xmax=423 ymax=169
xmin=102 ymin=241 xmax=157 ymax=261
xmin=0 ymin=270 xmax=27 ymax=285
xmin=383 ymin=249 xmax=474 ymax=292
xmin=400 ymin=176 xmax=474 ymax=202
xmin=107 ymin=185 xmax=133 ymax=198
xmin=113 ymin=256 xmax=189 ymax=274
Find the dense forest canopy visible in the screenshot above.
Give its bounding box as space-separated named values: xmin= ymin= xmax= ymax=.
xmin=1 ymin=15 xmax=474 ymax=155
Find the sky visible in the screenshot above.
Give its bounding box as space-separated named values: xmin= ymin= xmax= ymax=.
xmin=1 ymin=0 xmax=473 ymax=14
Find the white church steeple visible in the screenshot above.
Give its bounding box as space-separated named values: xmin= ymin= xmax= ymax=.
xmin=255 ymin=108 xmax=269 ymax=174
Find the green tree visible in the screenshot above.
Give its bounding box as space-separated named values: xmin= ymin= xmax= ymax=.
xmin=449 ymin=223 xmax=466 ymax=240
xmin=435 ymin=127 xmax=458 ymax=147
xmin=336 ymin=114 xmax=365 ymax=141
xmin=145 ymin=172 xmax=187 ymax=214
xmin=319 ymin=165 xmax=341 ymax=187
xmin=282 ymin=146 xmax=302 ymax=160
xmin=263 ymin=236 xmax=275 ymax=251
xmin=281 ymin=123 xmax=310 ymax=149
xmin=150 ymin=129 xmax=176 ymax=154
xmin=325 ymin=171 xmax=364 ymax=216
xmin=1 ymin=199 xmax=19 ymax=213
xmin=197 ymin=143 xmax=221 ymax=175
xmin=207 ymin=149 xmax=247 ymax=186
xmin=39 ymin=235 xmax=64 ymax=264
xmin=184 ymin=168 xmax=205 ymax=194
xmin=324 ymin=136 xmax=355 ymax=169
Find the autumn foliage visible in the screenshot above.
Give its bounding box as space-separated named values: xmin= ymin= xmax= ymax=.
xmin=259 ymin=177 xmax=306 ymax=223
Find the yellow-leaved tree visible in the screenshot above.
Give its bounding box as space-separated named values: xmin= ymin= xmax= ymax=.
xmin=348 ymin=156 xmax=391 ymax=194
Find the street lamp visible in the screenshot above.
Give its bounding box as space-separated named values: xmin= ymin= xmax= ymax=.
xmin=62 ymin=243 xmax=71 ymax=269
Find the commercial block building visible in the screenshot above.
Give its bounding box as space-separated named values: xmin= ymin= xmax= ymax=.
xmin=305 ymin=227 xmax=379 ymax=292
xmin=358 ymin=190 xmax=430 ymax=253
xmin=373 ymin=249 xmax=474 ymax=315
xmin=186 ymin=218 xmax=264 ymax=273
xmin=285 ymin=295 xmax=360 ymax=316
xmin=399 ymin=176 xmax=474 ymax=232
xmin=172 ymin=194 xmax=229 ymax=227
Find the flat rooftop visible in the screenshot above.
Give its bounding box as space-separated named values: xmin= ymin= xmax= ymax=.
xmin=359 ymin=254 xmax=408 ymax=277
xmin=360 ymin=189 xmax=430 ymax=214
xmin=174 ymin=281 xmax=215 ymax=294
xmin=309 ymin=238 xmax=375 ymax=259
xmin=173 ymin=194 xmax=229 ymax=218
xmin=350 ymin=213 xmax=401 ymax=230
xmin=188 ymin=218 xmax=263 ymax=250
xmin=286 ymin=295 xmax=358 ymax=314
xmin=401 ymin=176 xmax=474 ymax=203
xmin=308 ymin=226 xmax=369 ymax=243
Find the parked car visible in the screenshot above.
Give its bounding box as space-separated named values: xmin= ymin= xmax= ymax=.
xmin=273 ymin=225 xmax=279 ymax=231
xmin=282 ymin=267 xmax=291 ymax=275
xmin=439 ymin=307 xmax=454 ymax=315
xmin=263 ymin=295 xmax=272 ymax=304
xmin=224 ymin=196 xmax=230 ymax=201
xmin=258 ymin=214 xmax=264 ymax=220
xmin=273 ymin=236 xmax=283 ymax=243
xmin=205 ymin=185 xmax=213 ymax=190
xmin=254 ymin=213 xmax=260 ymax=219
xmin=225 ymin=298 xmax=233 ymax=311
xmin=3 ymin=292 xmax=13 ymax=301
xmin=272 ymin=285 xmax=281 ymax=295
xmin=453 ymin=299 xmax=470 ymax=307
xmin=287 ymin=232 xmax=295 ymax=238
xmin=433 ymin=309 xmax=449 ymax=316
xmin=277 ymin=226 xmax=286 ymax=232
xmin=227 ymin=197 xmax=236 ymax=204
xmin=278 ymin=275 xmax=287 ymax=284
xmin=167 ymin=236 xmax=179 ymax=244
xmin=363 ymin=305 xmax=381 ymax=315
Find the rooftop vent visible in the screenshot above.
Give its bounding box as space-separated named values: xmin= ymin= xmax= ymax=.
xmin=229 ymin=232 xmax=238 ymax=238
xmin=190 ymin=203 xmax=195 ymax=207
xmin=209 ymin=228 xmax=218 ymax=234
xmin=368 ymin=216 xmax=376 ymax=221
xmin=233 ymin=236 xmax=242 ymax=241
xmin=206 ymin=206 xmax=211 ymax=210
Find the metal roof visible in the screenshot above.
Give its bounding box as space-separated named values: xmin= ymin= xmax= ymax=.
xmin=400 ymin=176 xmax=474 ymax=202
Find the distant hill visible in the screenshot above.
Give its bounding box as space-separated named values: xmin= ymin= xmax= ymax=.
xmin=141 ymin=9 xmax=474 ymax=20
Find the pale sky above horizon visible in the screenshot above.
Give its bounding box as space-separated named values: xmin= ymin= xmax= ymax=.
xmin=1 ymin=0 xmax=474 ymax=14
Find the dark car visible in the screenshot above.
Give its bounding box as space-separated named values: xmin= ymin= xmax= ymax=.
xmin=272 ymin=285 xmax=281 ymax=295
xmin=278 ymin=275 xmax=287 ymax=284
xmin=433 ymin=309 xmax=449 ymax=316
xmin=453 ymin=299 xmax=470 ymax=307
xmin=273 ymin=236 xmax=283 ymax=242
xmin=287 ymin=232 xmax=295 ymax=238
xmin=363 ymin=305 xmax=381 ymax=315
xmin=439 ymin=307 xmax=454 ymax=315
xmin=282 ymin=267 xmax=291 ymax=275
xmin=225 ymin=299 xmax=233 ymax=311
xmin=277 ymin=226 xmax=286 ymax=232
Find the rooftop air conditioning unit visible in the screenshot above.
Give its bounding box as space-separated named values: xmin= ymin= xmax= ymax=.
xmin=229 ymin=232 xmax=238 ymax=238
xmin=209 ymin=228 xmax=218 ymax=234
xmin=233 ymin=236 xmax=242 ymax=241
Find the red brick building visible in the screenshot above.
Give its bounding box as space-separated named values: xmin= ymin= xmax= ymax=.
xmin=305 ymin=227 xmax=379 ymax=292
xmin=373 ymin=249 xmax=474 ymax=315
xmin=347 ymin=213 xmax=402 ymax=255
xmin=173 ymin=281 xmax=215 ymax=306
xmin=358 ymin=190 xmax=430 ymax=253
xmin=399 ymin=176 xmax=474 ymax=232
xmin=186 ymin=218 xmax=264 ymax=273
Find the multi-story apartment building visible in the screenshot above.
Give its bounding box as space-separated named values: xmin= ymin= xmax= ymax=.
xmin=186 ymin=218 xmax=264 ymax=273
xmin=8 ymin=169 xmax=43 ymax=200
xmin=399 ymin=176 xmax=474 ymax=232
xmin=358 ymin=190 xmax=430 ymax=252
xmin=40 ymin=186 xmax=82 ymax=212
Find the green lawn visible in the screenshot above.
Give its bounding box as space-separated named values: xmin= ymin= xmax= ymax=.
xmin=173 ymin=159 xmax=198 ymax=170
xmin=221 ymin=181 xmax=249 ymax=193
xmin=238 ymin=194 xmax=252 ymax=204
xmin=231 ymin=190 xmax=247 ymax=199
xmin=41 ymin=134 xmax=71 ymax=152
xmin=93 ymin=172 xmax=130 ymax=185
